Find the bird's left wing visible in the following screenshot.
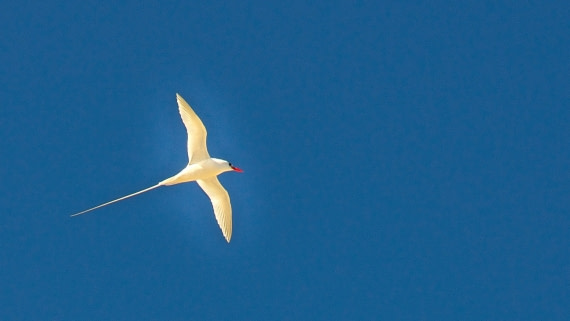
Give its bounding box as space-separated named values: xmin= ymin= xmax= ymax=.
xmin=176 ymin=93 xmax=210 ymax=164
xmin=196 ymin=177 xmax=233 ymax=242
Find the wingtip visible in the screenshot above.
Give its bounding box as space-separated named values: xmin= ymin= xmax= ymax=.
xmin=176 ymin=93 xmax=188 ymax=104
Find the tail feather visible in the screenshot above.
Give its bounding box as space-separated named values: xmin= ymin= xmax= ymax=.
xmin=70 ymin=184 xmax=162 ymax=217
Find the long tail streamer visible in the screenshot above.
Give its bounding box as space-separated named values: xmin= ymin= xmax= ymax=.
xmin=70 ymin=184 xmax=162 ymax=217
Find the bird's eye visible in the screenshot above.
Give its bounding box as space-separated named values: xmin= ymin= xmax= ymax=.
xmin=229 ymin=162 xmax=232 ymax=166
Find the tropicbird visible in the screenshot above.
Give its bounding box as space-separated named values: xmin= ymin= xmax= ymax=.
xmin=71 ymin=93 xmax=242 ymax=242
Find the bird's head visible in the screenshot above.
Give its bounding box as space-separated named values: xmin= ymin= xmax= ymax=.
xmin=213 ymin=158 xmax=243 ymax=173
xmin=228 ymin=161 xmax=244 ymax=173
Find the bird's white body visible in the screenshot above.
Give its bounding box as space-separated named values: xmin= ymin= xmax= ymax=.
xmin=71 ymin=94 xmax=242 ymax=243
xmin=160 ymin=158 xmax=233 ymax=186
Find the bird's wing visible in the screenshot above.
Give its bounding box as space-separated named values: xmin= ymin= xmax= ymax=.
xmin=196 ymin=177 xmax=232 ymax=242
xmin=176 ymin=93 xmax=210 ymax=164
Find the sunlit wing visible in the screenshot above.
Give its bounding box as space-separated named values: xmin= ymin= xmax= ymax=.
xmin=196 ymin=177 xmax=232 ymax=242
xmin=176 ymin=93 xmax=210 ymax=164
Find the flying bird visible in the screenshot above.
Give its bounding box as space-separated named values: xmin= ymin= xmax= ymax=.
xmin=71 ymin=93 xmax=242 ymax=242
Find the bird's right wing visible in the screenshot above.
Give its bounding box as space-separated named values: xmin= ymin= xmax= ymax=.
xmin=196 ymin=177 xmax=232 ymax=242
xmin=176 ymin=93 xmax=210 ymax=164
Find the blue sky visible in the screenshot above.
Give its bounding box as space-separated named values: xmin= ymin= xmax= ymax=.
xmin=1 ymin=1 xmax=568 ymax=320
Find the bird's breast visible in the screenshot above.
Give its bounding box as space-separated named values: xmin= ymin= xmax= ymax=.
xmin=159 ymin=161 xmax=219 ymax=186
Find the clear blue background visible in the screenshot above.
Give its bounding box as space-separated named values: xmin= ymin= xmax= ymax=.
xmin=1 ymin=1 xmax=568 ymax=320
